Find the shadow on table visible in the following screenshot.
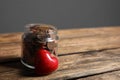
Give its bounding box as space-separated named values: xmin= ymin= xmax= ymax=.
xmin=0 ymin=57 xmax=47 ymax=77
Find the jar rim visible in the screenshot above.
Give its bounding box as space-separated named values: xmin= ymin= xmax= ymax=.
xmin=25 ymin=23 xmax=57 ymax=31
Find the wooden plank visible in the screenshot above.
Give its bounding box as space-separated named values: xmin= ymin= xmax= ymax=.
xmin=0 ymin=26 xmax=120 ymax=43
xmin=0 ymin=32 xmax=22 ymax=43
xmin=0 ymin=48 xmax=120 ymax=80
xmin=0 ymin=27 xmax=120 ymax=62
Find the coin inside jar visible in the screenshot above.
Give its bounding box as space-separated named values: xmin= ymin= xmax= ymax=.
xmin=47 ymin=41 xmax=57 ymax=50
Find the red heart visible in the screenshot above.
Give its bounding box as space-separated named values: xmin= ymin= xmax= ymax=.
xmin=35 ymin=48 xmax=58 ymax=75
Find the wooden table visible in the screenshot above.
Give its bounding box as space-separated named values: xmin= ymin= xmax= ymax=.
xmin=0 ymin=26 xmax=120 ymax=80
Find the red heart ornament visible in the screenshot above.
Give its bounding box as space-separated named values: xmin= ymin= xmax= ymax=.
xmin=35 ymin=48 xmax=58 ymax=75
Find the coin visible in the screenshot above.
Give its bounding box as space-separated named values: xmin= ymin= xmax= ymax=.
xmin=47 ymin=41 xmax=57 ymax=50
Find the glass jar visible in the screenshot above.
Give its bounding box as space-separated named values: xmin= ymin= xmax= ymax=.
xmin=21 ymin=23 xmax=58 ymax=69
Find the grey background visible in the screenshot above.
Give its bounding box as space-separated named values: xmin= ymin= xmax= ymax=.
xmin=0 ymin=0 xmax=120 ymax=33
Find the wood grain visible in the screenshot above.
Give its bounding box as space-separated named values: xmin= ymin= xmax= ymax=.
xmin=0 ymin=26 xmax=120 ymax=80
xmin=0 ymin=26 xmax=120 ymax=43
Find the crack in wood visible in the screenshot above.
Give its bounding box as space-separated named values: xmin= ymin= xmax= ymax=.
xmin=58 ymin=47 xmax=120 ymax=57
xmin=66 ymin=69 xmax=120 ymax=80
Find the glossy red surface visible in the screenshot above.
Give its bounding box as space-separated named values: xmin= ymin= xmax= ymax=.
xmin=35 ymin=48 xmax=58 ymax=75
